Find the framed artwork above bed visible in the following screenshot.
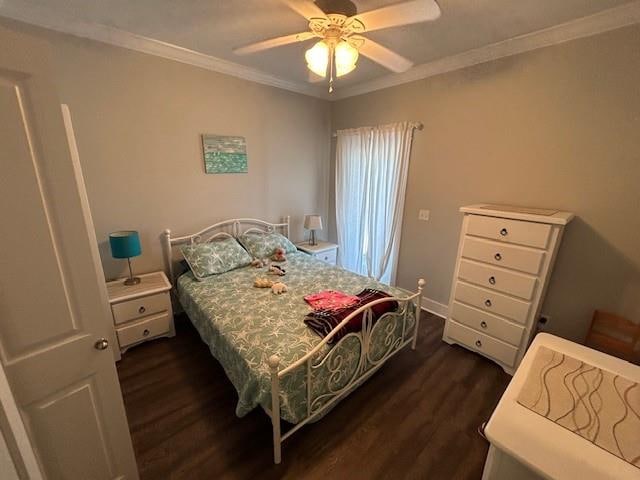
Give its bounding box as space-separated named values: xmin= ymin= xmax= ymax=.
xmin=202 ymin=134 xmax=248 ymax=174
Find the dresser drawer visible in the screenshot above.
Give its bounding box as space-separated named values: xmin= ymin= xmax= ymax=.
xmin=458 ymin=259 xmax=537 ymax=300
xmin=116 ymin=312 xmax=171 ymax=348
xmin=315 ymin=249 xmax=337 ymax=265
xmin=451 ymin=302 xmax=525 ymax=346
xmin=467 ymin=215 xmax=551 ymax=249
xmin=461 ymin=236 xmax=545 ymax=275
xmin=454 ymin=281 xmax=531 ymax=324
xmin=111 ymin=291 xmax=170 ymax=325
xmin=447 ymin=319 xmax=519 ymax=367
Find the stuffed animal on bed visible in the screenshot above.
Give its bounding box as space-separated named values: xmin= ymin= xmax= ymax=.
xmin=271 ymin=247 xmax=286 ymax=262
xmin=251 ymin=258 xmax=266 ymax=268
xmin=271 ymin=282 xmax=287 ymax=295
xmin=268 ymin=265 xmax=286 ymax=276
xmin=253 ymin=278 xmax=274 ymax=288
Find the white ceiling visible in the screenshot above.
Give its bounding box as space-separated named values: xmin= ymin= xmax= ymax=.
xmin=1 ymin=0 xmax=638 ymax=98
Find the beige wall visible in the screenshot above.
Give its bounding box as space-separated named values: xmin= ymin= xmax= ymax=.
xmin=0 ymin=19 xmax=331 ymax=280
xmin=331 ymin=25 xmax=640 ymax=341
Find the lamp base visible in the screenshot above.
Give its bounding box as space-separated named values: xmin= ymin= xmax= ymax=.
xmin=309 ymin=230 xmax=317 ymax=246
xmin=123 ymin=257 xmax=140 ymax=286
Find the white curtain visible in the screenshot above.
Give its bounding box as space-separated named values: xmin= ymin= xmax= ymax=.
xmin=335 ymin=122 xmax=415 ymax=285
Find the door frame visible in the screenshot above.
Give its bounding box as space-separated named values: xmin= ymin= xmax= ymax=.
xmin=0 ymin=361 xmax=42 ymax=479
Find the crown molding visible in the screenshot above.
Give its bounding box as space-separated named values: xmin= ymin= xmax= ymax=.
xmin=1 ymin=1 xmax=638 ymax=102
xmin=0 ymin=3 xmax=329 ymax=100
xmin=332 ymin=1 xmax=640 ymax=100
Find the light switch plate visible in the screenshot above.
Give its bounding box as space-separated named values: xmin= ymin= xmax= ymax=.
xmin=419 ymin=209 xmax=430 ymax=221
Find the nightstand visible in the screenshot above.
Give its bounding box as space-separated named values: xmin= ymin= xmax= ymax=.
xmin=106 ymin=271 xmax=175 ymax=356
xmin=296 ymin=241 xmax=339 ymax=265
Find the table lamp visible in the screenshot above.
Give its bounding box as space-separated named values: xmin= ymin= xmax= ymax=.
xmin=109 ymin=230 xmax=142 ymax=285
xmin=303 ymin=214 xmax=322 ymax=246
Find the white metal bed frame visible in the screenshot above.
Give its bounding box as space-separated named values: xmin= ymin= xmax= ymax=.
xmin=162 ymin=216 xmax=425 ymax=464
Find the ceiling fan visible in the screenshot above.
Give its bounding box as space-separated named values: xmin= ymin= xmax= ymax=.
xmin=234 ymin=0 xmax=441 ymax=92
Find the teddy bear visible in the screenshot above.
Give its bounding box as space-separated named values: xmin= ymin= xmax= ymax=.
xmin=268 ymin=265 xmax=286 ymax=276
xmin=271 ymin=247 xmax=286 ymax=262
xmin=251 ymin=258 xmax=266 ymax=268
xmin=253 ymin=278 xmax=273 ymax=288
xmin=271 ymin=282 xmax=287 ymax=295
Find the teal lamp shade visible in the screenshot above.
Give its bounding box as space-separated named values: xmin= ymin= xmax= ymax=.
xmin=109 ymin=231 xmax=142 ymax=285
xmin=109 ymin=231 xmax=141 ymax=259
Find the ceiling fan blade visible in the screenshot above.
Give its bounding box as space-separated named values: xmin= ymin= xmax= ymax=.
xmin=234 ymin=31 xmax=315 ymax=55
xmin=356 ymin=37 xmax=413 ymax=73
xmin=353 ymin=0 xmax=441 ymax=32
xmin=280 ymin=0 xmax=328 ymax=20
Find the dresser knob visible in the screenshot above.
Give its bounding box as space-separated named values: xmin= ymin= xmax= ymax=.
xmin=475 ymin=340 xmax=482 ymax=348
xmin=480 ymin=321 xmax=488 ymax=329
xmin=485 ymin=299 xmax=492 ymax=307
xmin=488 ymin=276 xmax=496 ymax=285
xmin=500 ymin=228 xmax=508 ymax=236
xmin=143 ymin=329 xmax=150 ymax=337
xmin=138 ymin=306 xmax=146 ymax=314
xmin=494 ymin=253 xmax=502 ymax=261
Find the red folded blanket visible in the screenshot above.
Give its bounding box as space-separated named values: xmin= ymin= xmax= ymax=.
xmin=304 ymin=290 xmax=360 ymax=311
xmin=304 ymin=289 xmax=398 ymax=344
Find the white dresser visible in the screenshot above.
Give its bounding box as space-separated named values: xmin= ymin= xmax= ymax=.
xmin=443 ymin=204 xmax=574 ymax=374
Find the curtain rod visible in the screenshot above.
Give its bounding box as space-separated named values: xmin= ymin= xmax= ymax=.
xmin=332 ymin=122 xmax=423 ymax=137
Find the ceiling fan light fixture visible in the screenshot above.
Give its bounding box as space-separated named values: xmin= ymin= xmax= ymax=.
xmin=305 ymin=40 xmax=329 ymax=77
xmin=335 ymin=40 xmax=358 ymax=77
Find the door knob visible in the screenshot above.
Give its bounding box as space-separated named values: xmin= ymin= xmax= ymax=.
xmin=94 ymin=338 xmax=109 ymax=350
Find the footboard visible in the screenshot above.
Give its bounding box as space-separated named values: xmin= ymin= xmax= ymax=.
xmin=267 ymin=279 xmax=425 ymax=463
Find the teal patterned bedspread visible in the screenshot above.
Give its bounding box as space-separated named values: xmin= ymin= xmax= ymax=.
xmin=178 ymin=251 xmax=415 ymax=423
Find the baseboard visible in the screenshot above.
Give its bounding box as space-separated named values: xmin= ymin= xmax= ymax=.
xmin=421 ymin=296 xmax=449 ymax=319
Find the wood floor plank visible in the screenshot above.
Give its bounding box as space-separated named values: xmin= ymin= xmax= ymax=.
xmin=117 ymin=313 xmax=509 ymax=479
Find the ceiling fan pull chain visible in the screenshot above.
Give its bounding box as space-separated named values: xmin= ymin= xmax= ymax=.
xmin=329 ymin=43 xmax=335 ymax=93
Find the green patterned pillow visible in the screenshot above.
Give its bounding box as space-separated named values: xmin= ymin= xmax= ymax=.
xmin=181 ymin=237 xmax=252 ymax=280
xmin=238 ymin=231 xmax=297 ymax=259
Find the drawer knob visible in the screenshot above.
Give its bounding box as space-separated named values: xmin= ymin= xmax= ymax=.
xmin=488 ymin=276 xmax=496 ymax=285
xmin=480 ymin=321 xmax=488 ymax=329
xmin=143 ymin=329 xmax=150 ymax=337
xmin=494 ymin=253 xmax=502 ymax=261
xmin=475 ymin=340 xmax=482 ymax=348
xmin=138 ymin=306 xmax=146 ymax=314
xmin=485 ymin=299 xmax=492 ymax=307
xmin=500 ymin=228 xmax=508 ymax=236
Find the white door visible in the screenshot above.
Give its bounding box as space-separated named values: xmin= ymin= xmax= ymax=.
xmin=0 ymin=25 xmax=138 ymax=479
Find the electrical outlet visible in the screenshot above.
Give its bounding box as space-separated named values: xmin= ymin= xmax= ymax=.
xmin=418 ymin=209 xmax=430 ymax=221
xmin=538 ymin=314 xmax=551 ymax=331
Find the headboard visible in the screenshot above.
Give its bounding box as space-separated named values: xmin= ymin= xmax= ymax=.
xmin=162 ymin=216 xmax=290 ymax=286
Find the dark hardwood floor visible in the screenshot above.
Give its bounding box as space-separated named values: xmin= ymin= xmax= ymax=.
xmin=116 ymin=313 xmax=510 ymax=479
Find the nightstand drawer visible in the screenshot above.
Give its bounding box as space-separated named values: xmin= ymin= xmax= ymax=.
xmin=116 ymin=312 xmax=171 ymax=348
xmin=315 ymin=249 xmax=337 ymax=265
xmin=112 ymin=292 xmax=170 ymax=325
